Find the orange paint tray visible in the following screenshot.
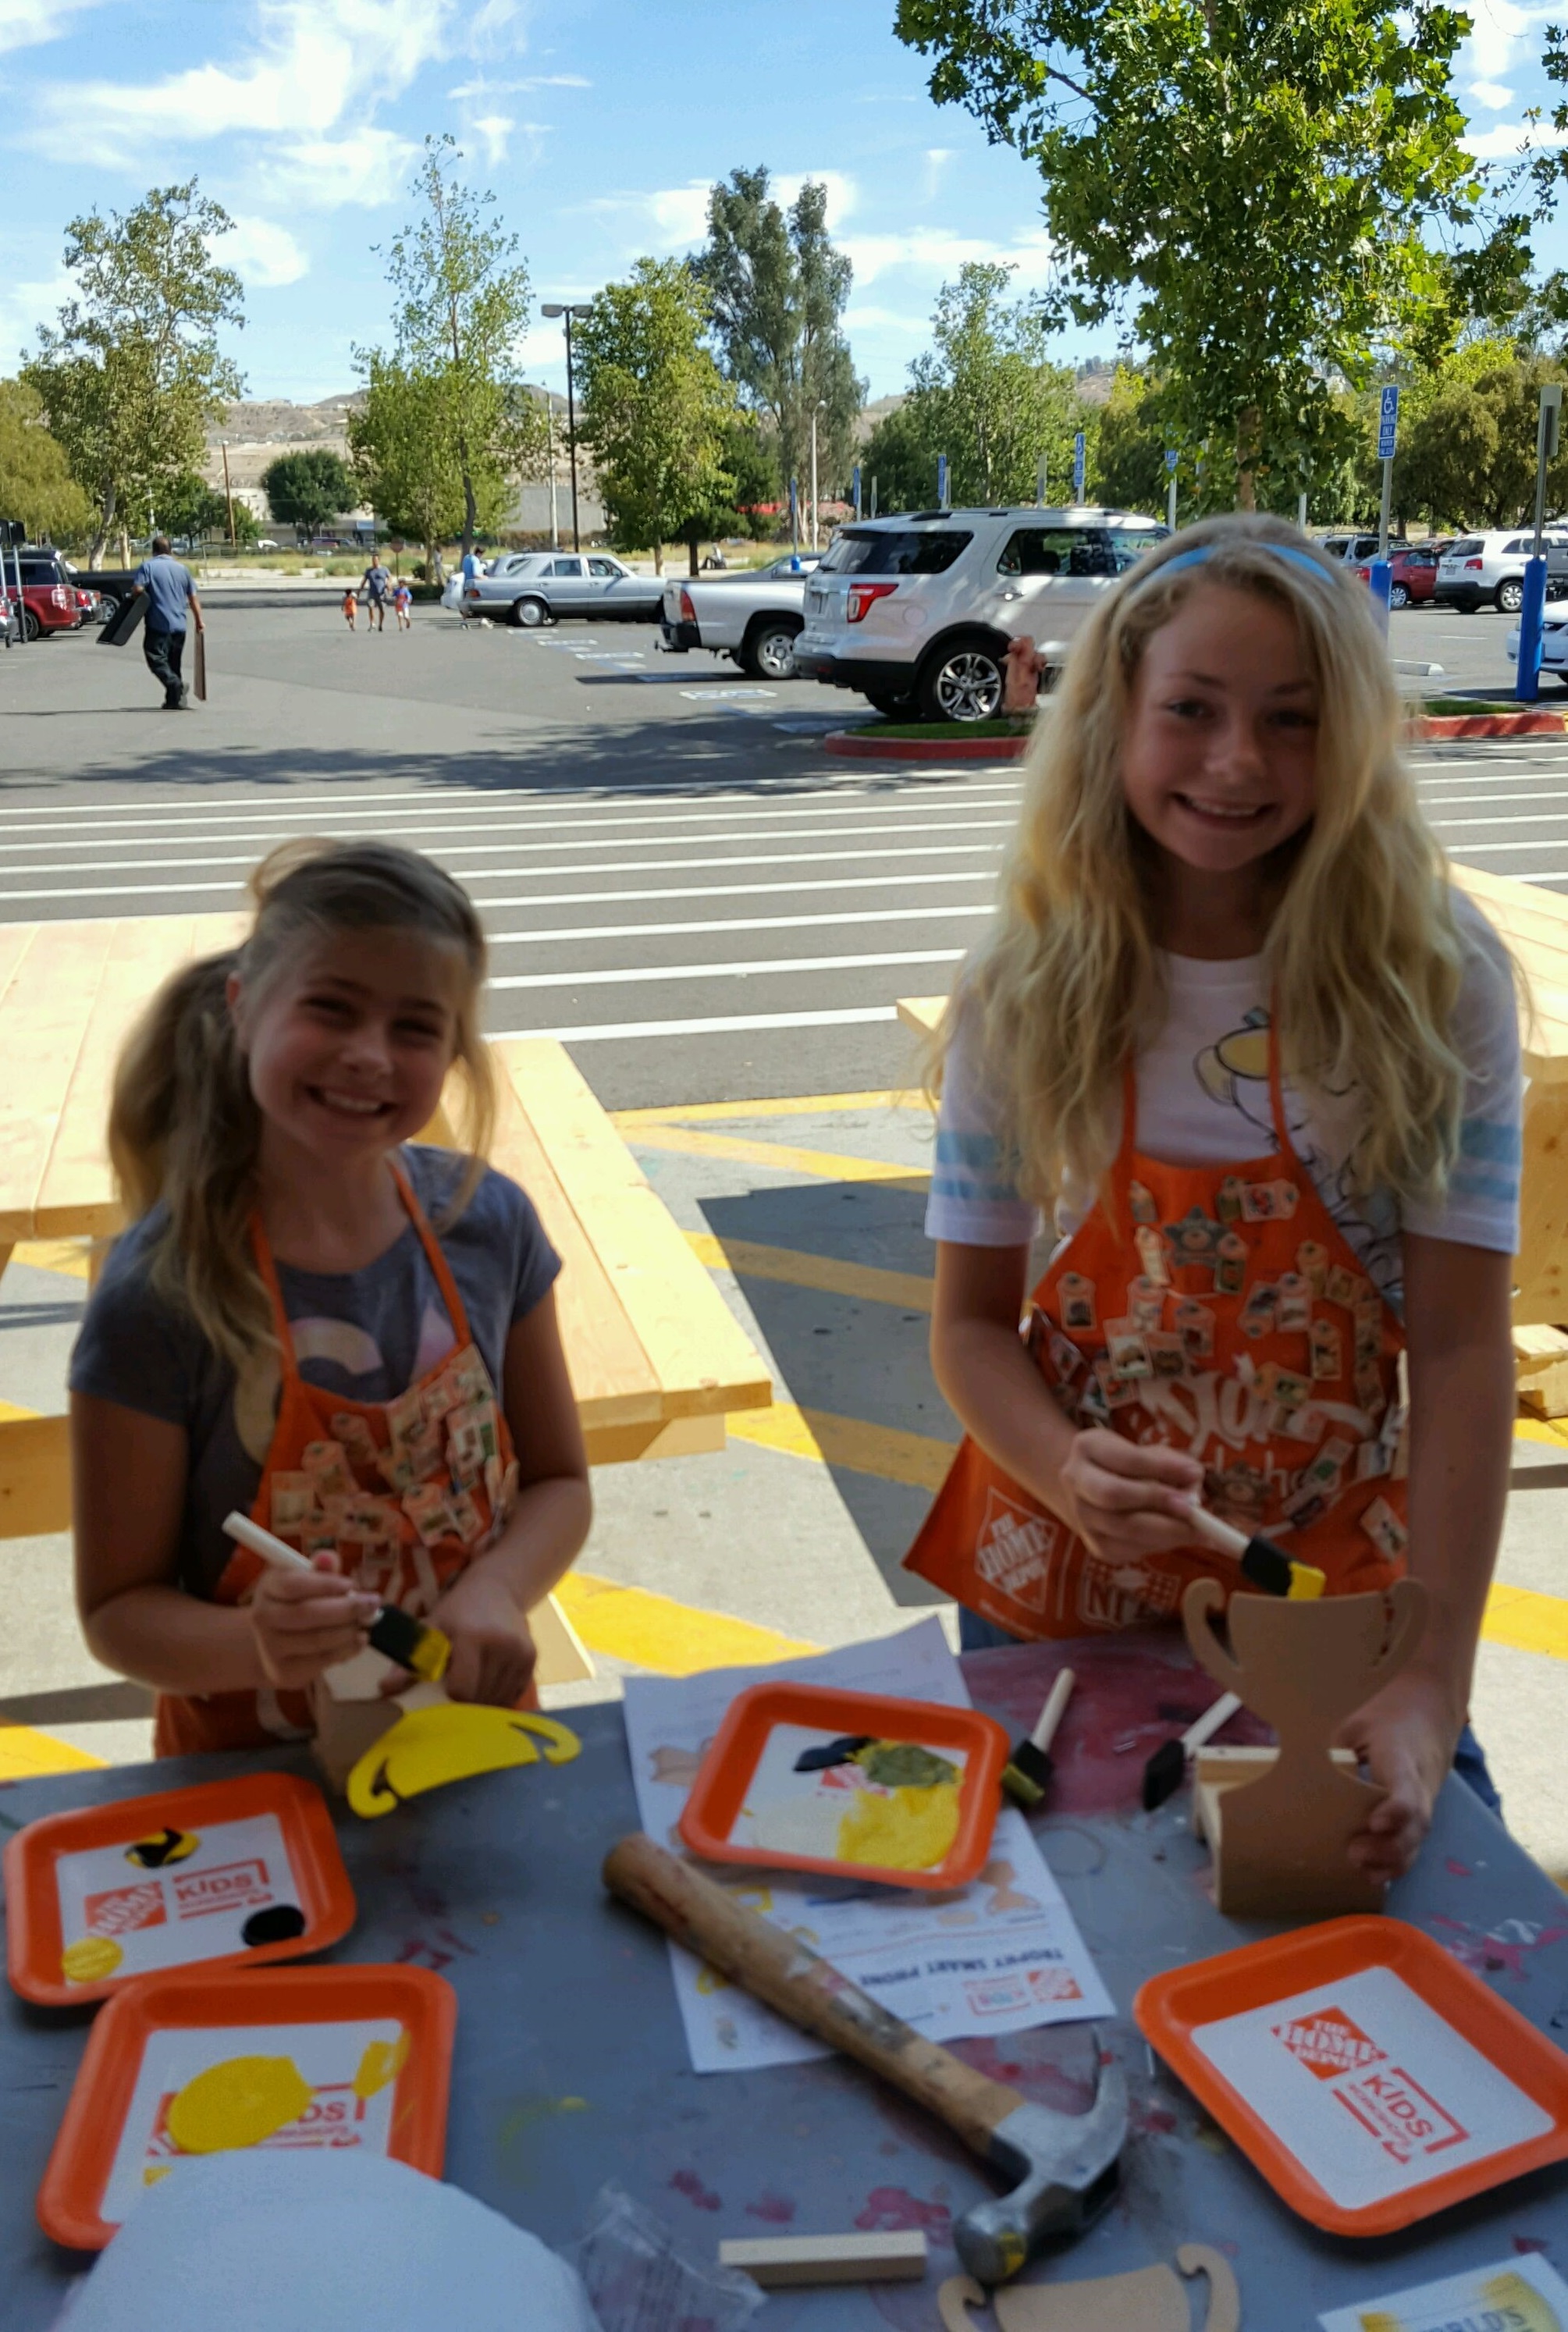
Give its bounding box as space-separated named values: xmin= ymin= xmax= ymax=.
xmin=1135 ymin=1916 xmax=1568 ymax=2235
xmin=5 ymin=1771 xmax=356 ymax=2007
xmin=37 ymin=1961 xmax=456 ymax=2249
xmin=677 ymin=1682 xmax=1009 ymax=1891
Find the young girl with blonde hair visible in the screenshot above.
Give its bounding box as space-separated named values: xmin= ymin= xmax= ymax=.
xmin=907 ymin=514 xmax=1520 ymax=1883
xmin=71 ymin=839 xmax=591 ymax=1754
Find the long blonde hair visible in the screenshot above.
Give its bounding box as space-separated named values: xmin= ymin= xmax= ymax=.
xmin=109 ymin=838 xmax=497 ymax=1370
xmin=943 ymin=512 xmax=1477 ymax=1219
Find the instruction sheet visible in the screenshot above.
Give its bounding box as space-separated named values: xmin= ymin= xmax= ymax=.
xmin=1318 ymin=2253 xmax=1568 ymax=2330
xmin=621 ymin=1617 xmax=1114 ymax=2074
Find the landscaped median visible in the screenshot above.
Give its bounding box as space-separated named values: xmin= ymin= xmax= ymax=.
xmin=826 ymin=699 xmax=1568 ymax=757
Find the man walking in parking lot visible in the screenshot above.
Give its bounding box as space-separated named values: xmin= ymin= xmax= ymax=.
xmin=361 ymin=553 xmax=392 ymax=633
xmin=130 ymin=535 xmax=204 ymax=710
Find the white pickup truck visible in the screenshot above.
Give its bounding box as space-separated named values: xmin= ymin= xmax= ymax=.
xmin=657 ymin=553 xmax=822 ymax=678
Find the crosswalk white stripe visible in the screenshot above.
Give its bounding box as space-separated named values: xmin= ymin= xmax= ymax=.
xmin=0 ymin=781 xmax=1025 ymax=840
xmin=1431 ymin=812 xmax=1568 ymax=828
xmin=1417 ymin=790 xmax=1568 ymax=809
xmin=482 ymin=868 xmax=1000 ymax=914
xmin=484 ymin=902 xmax=993 ymax=947
xmin=0 ymin=815 xmax=1019 ymax=880
xmin=487 ymin=947 xmax=968 ymax=993
xmin=492 ymin=1006 xmax=903 ymax=1043
xmin=1441 ymin=839 xmax=1568 ymax=855
xmin=0 ymin=839 xmax=1008 ymax=905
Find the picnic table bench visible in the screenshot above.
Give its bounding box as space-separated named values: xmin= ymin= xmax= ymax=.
xmin=0 ymin=913 xmax=772 ymax=1683
xmin=899 ymin=862 xmax=1568 ymax=1332
xmin=4 ymin=1630 xmax=1566 ymax=2328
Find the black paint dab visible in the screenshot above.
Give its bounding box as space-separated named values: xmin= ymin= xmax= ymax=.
xmin=124 ymin=1826 xmax=199 ymax=1869
xmin=241 ymin=1904 xmax=308 ymax=1947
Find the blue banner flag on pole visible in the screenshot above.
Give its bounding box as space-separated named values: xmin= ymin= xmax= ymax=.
xmin=937 ymin=453 xmax=948 ymax=507
xmin=1072 ymin=431 xmax=1086 ymax=499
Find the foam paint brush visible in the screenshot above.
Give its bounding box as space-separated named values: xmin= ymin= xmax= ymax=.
xmin=1001 ymin=1667 xmax=1075 ymax=1809
xmin=1183 ymin=1502 xmax=1326 ymax=1601
xmin=222 ymin=1511 xmax=451 ymax=1683
xmin=1140 ymin=1690 xmax=1243 ymax=1812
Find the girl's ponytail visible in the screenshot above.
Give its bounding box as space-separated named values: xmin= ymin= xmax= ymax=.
xmin=106 ymin=837 xmax=496 ymax=1372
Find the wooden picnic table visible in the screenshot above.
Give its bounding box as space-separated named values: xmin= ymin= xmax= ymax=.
xmin=0 ymin=913 xmax=772 ymax=1680
xmin=899 ymin=862 xmax=1568 ymax=1329
xmin=4 ymin=1632 xmax=1566 ymax=2327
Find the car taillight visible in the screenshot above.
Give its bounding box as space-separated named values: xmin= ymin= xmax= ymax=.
xmin=679 ymin=588 xmax=697 ymax=622
xmin=50 ymin=586 xmax=69 ymax=608
xmin=1465 ymin=558 xmax=1483 ymax=571
xmin=846 ymin=581 xmax=898 ymax=623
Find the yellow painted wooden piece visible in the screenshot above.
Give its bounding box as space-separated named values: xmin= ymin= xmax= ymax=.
xmin=346 ymin=1705 xmax=581 ymax=1819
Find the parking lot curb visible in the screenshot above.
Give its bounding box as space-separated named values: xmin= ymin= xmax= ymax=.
xmin=823 ymin=729 xmax=1031 ymax=761
xmin=1415 ymin=710 xmax=1567 ymax=738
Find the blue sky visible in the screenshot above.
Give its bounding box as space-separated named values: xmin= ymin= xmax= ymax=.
xmin=2 ymin=0 xmax=1564 ymax=409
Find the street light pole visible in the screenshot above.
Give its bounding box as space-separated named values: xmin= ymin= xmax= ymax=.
xmin=542 ymin=302 xmax=594 ymax=553
xmin=809 ymin=407 xmax=819 ymax=553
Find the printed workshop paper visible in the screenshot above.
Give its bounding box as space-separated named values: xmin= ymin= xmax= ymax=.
xmin=621 ymin=1616 xmax=1114 ymax=2074
xmin=1318 ymin=2252 xmax=1568 ymax=2330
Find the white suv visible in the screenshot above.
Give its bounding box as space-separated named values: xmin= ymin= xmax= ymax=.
xmin=1435 ymin=531 xmax=1568 ymax=615
xmin=794 ymin=507 xmax=1168 ymax=721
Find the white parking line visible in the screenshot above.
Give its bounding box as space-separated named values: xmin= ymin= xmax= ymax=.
xmin=482 ymin=869 xmax=1000 ymax=915
xmin=492 ymin=1005 xmax=902 ymax=1043
xmin=483 ymin=902 xmax=993 ymax=947
xmin=487 ymin=947 xmax=968 ymax=993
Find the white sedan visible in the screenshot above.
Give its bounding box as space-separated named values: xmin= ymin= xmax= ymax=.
xmin=1506 ymin=616 xmax=1568 ymax=681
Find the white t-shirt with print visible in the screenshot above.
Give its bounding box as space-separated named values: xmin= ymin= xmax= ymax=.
xmin=926 ymin=890 xmax=1522 ymax=1315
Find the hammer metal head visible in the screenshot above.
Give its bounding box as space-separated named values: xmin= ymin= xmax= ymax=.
xmin=952 ymin=2050 xmax=1128 ymax=2288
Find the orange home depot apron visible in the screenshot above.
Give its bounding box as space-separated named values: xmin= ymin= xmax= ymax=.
xmin=155 ymin=1162 xmax=519 ymax=1756
xmin=905 ymin=1029 xmax=1409 ymax=1638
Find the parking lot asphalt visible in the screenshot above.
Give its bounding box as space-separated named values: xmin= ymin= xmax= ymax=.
xmin=4 ymin=595 xmax=1568 ymax=1893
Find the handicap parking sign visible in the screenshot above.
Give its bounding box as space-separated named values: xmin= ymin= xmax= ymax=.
xmin=1377 ymin=385 xmax=1399 ymax=463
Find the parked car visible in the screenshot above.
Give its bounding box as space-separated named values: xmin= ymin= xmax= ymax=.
xmin=658 ymin=553 xmax=823 ymax=678
xmin=1 ymin=549 xmax=84 ymax=640
xmin=1506 ymin=613 xmax=1568 ymax=681
xmin=1435 ymin=531 xmax=1568 ymax=613
xmin=457 ymin=550 xmax=663 ymax=626
xmin=1349 ymin=542 xmax=1448 ymax=608
xmin=1317 ymin=532 xmax=1384 ymax=565
xmin=793 ymin=507 xmax=1168 ymax=721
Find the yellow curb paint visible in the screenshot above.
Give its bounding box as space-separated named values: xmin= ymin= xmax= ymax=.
xmin=1516 ymin=1418 xmax=1568 ymax=1448
xmin=0 ymin=1398 xmax=35 ymax=1423
xmin=686 ymin=1232 xmax=933 ymax=1313
xmin=611 ymin=1090 xmax=927 ymax=1128
xmin=1483 ymin=1580 xmax=1568 ymax=1662
xmin=624 ymin=1124 xmax=928 ymax=1182
xmin=553 ymin=1570 xmax=819 ymax=1675
xmin=12 ymin=1241 xmax=91 ymax=1280
xmin=728 ymin=1401 xmax=956 ymax=1492
xmin=0 ymin=1726 xmax=105 ymax=1780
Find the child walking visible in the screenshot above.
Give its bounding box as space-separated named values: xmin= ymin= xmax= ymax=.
xmin=341 ymin=585 xmax=357 ymax=633
xmin=907 ymin=514 xmax=1520 ymax=1886
xmin=393 ymin=579 xmax=413 ymax=631
xmin=70 ymin=840 xmax=592 ymax=1755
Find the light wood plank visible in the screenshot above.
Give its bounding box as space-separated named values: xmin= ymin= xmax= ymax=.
xmin=0 ymin=1414 xmax=71 ymax=1538
xmin=896 ymin=995 xmax=946 ymax=1037
xmin=0 ymin=922 xmax=119 ymax=1242
xmin=35 ymin=919 xmax=204 ymax=1237
xmin=493 ymin=1039 xmax=772 ymax=1422
xmin=476 ymin=1055 xmax=665 ymax=1429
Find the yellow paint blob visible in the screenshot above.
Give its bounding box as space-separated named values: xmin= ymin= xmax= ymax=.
xmin=166 ymin=2055 xmax=313 ymax=2155
xmin=836 ymin=1782 xmax=961 ymax=1872
xmin=62 ymin=1935 xmax=123 ymax=1984
xmin=352 ymin=2030 xmax=411 ymax=2100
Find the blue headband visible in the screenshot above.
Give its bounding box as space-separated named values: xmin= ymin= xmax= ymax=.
xmin=1140 ymin=542 xmax=1332 ymax=587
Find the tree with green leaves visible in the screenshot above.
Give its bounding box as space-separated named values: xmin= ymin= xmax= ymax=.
xmin=157 ymin=471 xmax=230 ymax=542
xmin=261 ymin=449 xmax=354 ymax=539
xmin=697 ymin=169 xmax=866 ymax=508
xmin=374 ymin=133 xmax=545 ymax=554
xmin=670 ymin=414 xmax=780 ymax=562
xmin=575 ymin=259 xmax=737 ymax=575
xmin=0 ymin=379 xmax=93 ymax=545
xmin=908 ymin=262 xmax=1083 ymax=506
xmin=896 ymin=0 xmax=1531 ymax=508
xmin=23 ymin=180 xmax=244 ymax=566
xmin=862 ymin=397 xmax=943 ymax=513
xmin=347 ymin=357 xmax=468 ymax=574
xmin=1397 ymin=349 xmax=1568 ymax=528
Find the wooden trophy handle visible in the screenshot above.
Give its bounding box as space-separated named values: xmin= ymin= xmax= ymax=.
xmin=603 ymin=1833 xmax=1025 ymax=2155
xmin=1182 ymin=1578 xmax=1246 ymax=1699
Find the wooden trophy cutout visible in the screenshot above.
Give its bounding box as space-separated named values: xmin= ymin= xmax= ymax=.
xmin=938 ymin=2245 xmax=1241 ymax=2332
xmin=1182 ymin=1575 xmax=1428 ymax=1918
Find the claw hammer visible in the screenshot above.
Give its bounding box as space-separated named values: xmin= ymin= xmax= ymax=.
xmin=603 ymin=1833 xmax=1126 ymax=2286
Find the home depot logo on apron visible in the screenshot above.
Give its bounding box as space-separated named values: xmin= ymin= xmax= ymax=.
xmin=155 ymin=1163 xmax=518 ymax=1756
xmin=905 ymin=1035 xmax=1408 ymax=1640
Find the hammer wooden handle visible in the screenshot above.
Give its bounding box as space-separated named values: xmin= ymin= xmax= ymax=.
xmin=604 ymin=1833 xmax=1026 ymax=2157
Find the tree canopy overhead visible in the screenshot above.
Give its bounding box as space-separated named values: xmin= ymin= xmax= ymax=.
xmin=696 ymin=168 xmax=866 ymax=503
xmin=0 ymin=379 xmax=93 ymax=546
xmin=896 ymin=0 xmax=1531 ymax=507
xmin=23 ymin=180 xmax=244 ymax=564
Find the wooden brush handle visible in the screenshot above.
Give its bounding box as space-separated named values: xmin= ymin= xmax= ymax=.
xmin=1182 ymin=1505 xmax=1250 ymax=1559
xmin=603 ymin=1833 xmax=1025 ymax=2156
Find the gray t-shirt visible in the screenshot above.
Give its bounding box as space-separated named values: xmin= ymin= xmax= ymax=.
xmin=69 ymin=1146 xmax=560 ymax=1596
xmin=133 ymin=555 xmax=195 ymax=631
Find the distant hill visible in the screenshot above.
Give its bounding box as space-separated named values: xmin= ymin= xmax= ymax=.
xmin=202 ymin=386 xmax=562 ymax=492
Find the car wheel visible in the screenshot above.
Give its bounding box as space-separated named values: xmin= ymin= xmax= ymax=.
xmin=1498 ymin=579 xmax=1524 ymax=614
xmin=21 ymin=607 xmax=40 ymax=642
xmin=741 ymin=618 xmax=802 ymax=680
xmin=512 ymin=595 xmax=549 ymax=628
xmin=1388 ymin=583 xmax=1410 ymax=610
xmin=918 ymin=636 xmax=1006 ymax=724
xmin=865 ymin=690 xmax=916 ymax=718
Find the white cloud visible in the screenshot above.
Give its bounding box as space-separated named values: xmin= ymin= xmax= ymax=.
xmin=923 ymin=148 xmax=955 ymax=200
xmin=257 ymin=126 xmax=422 ymax=211
xmin=843 ymin=304 xmax=936 ymax=335
xmin=448 ymin=73 xmax=588 ymax=94
xmin=1469 ymin=78 xmax=1516 ymax=107
xmin=1463 ymin=116 xmax=1568 ymax=155
xmin=0 ymin=0 xmax=103 ymax=56
xmin=470 ymin=112 xmax=514 ymax=165
xmin=773 ymin=169 xmax=859 ymax=229
xmin=588 ymin=170 xmax=859 ymax=257
xmin=222 ymin=215 xmax=309 ymax=288
xmin=844 ymin=225 xmax=1053 ymax=287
